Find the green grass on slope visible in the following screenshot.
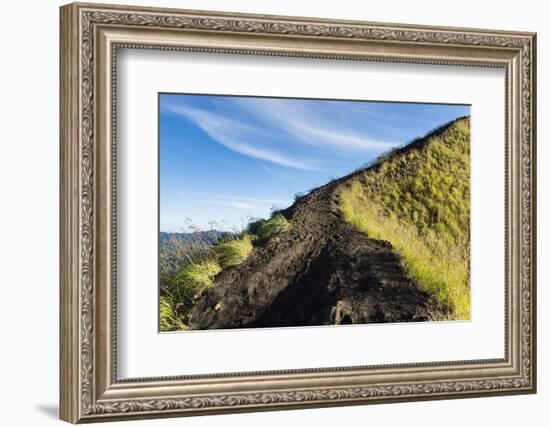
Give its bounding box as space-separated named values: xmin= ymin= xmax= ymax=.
xmin=249 ymin=213 xmax=293 ymax=241
xmin=215 ymin=234 xmax=254 ymax=268
xmin=340 ymin=118 xmax=470 ymax=320
xmin=159 ymin=295 xmax=187 ymax=331
xmin=160 ymin=258 xmax=222 ymax=330
xmin=159 ymin=214 xmax=292 ymax=331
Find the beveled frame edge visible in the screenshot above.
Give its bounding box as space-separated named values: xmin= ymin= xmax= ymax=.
xmin=59 ymin=2 xmax=537 ymax=423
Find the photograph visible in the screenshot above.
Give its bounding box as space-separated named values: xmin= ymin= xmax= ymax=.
xmin=158 ymin=94 xmax=471 ymax=332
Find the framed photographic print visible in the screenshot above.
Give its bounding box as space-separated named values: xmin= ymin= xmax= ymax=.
xmin=60 ymin=2 xmax=537 ymax=423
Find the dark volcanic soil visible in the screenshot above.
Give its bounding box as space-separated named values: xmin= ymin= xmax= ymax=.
xmin=189 ymin=176 xmax=437 ymax=330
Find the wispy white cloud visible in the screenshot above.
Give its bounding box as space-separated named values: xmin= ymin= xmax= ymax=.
xmin=162 ymin=104 xmax=320 ymax=171
xmin=200 ymin=196 xmax=291 ymax=212
xmin=217 ymin=194 xmax=290 ymax=206
xmin=204 ymin=199 xmax=266 ymax=211
xmin=232 ymin=98 xmax=398 ymax=152
xmin=177 ymin=192 xmax=290 ymax=208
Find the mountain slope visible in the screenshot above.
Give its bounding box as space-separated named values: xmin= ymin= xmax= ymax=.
xmin=341 ymin=117 xmax=470 ymax=319
xmin=189 ymin=117 xmax=470 ymax=329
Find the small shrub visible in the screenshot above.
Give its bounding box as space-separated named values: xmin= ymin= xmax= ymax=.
xmin=215 ymin=234 xmax=254 ymax=268
xmin=167 ymin=259 xmax=222 ymax=326
xmin=247 ymin=218 xmax=266 ymax=235
xmin=256 ymin=214 xmax=292 ymax=241
xmin=175 ymin=259 xmax=222 ymax=295
xmin=294 ymin=192 xmax=305 ymax=201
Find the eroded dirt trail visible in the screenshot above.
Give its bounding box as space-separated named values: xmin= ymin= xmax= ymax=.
xmin=189 ymin=177 xmax=435 ymax=330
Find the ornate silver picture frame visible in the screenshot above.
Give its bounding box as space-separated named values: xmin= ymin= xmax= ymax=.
xmin=60 ymin=2 xmax=536 ymax=423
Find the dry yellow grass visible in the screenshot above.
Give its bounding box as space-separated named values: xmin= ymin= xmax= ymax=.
xmin=340 ymin=118 xmax=470 ymax=320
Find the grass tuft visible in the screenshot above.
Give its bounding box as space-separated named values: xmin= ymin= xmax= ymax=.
xmin=254 ymin=214 xmax=292 ymax=241
xmin=215 ymin=234 xmax=254 ymax=268
xmin=159 ymin=295 xmax=187 ymax=332
xmin=175 ymin=259 xmax=222 ymax=294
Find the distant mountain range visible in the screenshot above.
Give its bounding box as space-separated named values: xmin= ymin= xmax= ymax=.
xmin=159 ymin=230 xmax=226 ymax=248
xmin=159 ymin=230 xmax=228 ymax=275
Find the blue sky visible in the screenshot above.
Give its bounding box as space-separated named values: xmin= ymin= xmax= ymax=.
xmin=160 ymin=94 xmax=469 ymax=232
